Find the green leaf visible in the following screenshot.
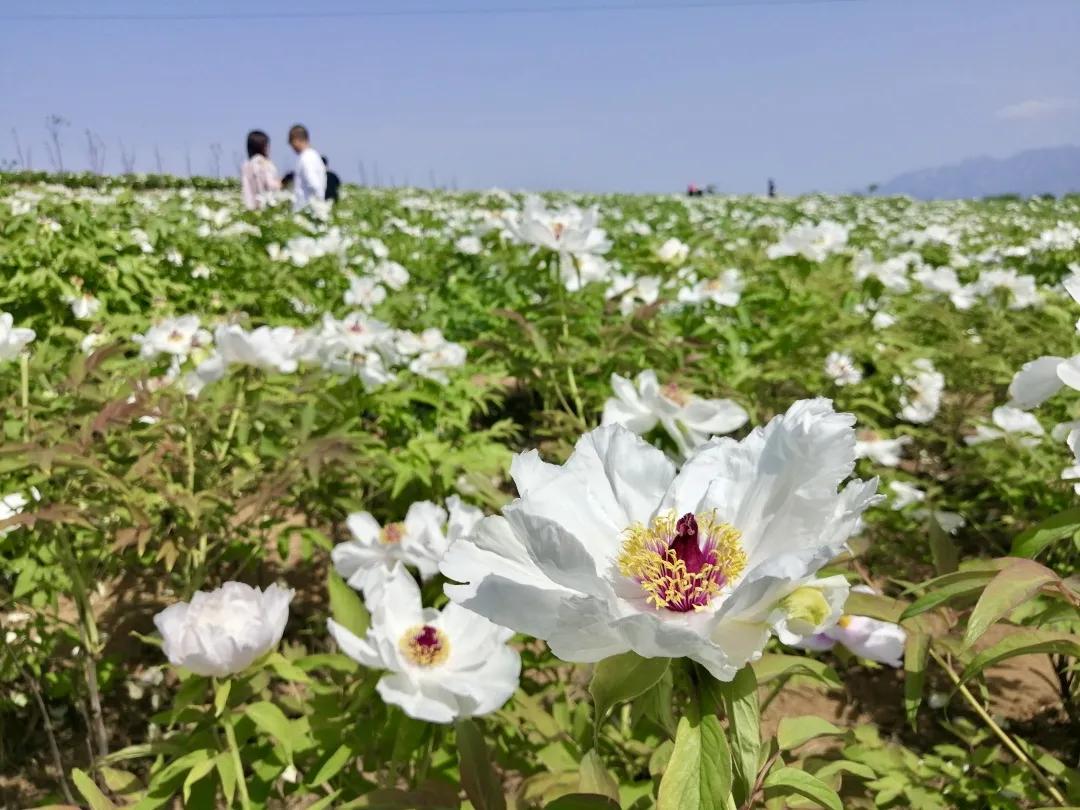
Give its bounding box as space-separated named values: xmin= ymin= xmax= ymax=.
xmin=578 ymin=750 xmax=619 ymax=801
xmin=958 ymin=628 xmax=1080 ymax=686
xmin=266 ymin=651 xmax=313 ymax=683
xmin=589 ymin=651 xmax=670 ymax=724
xmin=762 ymin=766 xmax=842 ymax=810
xmin=244 ymin=701 xmax=294 ymax=756
xmin=213 ymin=679 xmax=231 ymax=717
xmin=657 ymin=715 xmax=732 ymax=810
xmin=777 ymin=715 xmax=845 ymax=750
xmin=306 ymin=791 xmax=343 ymax=810
xmin=456 ymin=718 xmax=506 ymax=810
xmin=1011 ymin=506 xmax=1080 ymax=558
xmin=928 ymin=514 xmax=959 ymax=574
xmin=214 ymin=751 xmax=236 ymax=808
xmin=309 ymin=743 xmax=353 ymax=786
xmin=72 ymin=768 xmax=117 ymax=810
xmin=328 ymin=569 xmax=371 ymax=638
xmin=182 ymin=757 xmax=217 ymax=804
xmin=751 ymin=654 xmax=841 ymax=688
xmin=898 ymin=568 xmax=1003 ymax=620
xmin=700 ymin=666 xmax=759 ymax=808
xmin=544 ymin=795 xmax=621 ymax=810
xmin=904 ymin=629 xmax=930 ymax=727
xmin=99 ymin=767 xmax=142 ymax=795
xmin=963 ymin=558 xmax=1060 ymax=647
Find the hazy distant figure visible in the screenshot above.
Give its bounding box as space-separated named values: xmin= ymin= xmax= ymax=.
xmin=288 ymin=124 xmax=326 ymax=210
xmin=767 ymin=178 xmax=776 ymax=198
xmin=322 ymin=156 xmax=341 ymax=202
xmin=240 ymin=130 xmax=281 ymax=210
xmin=687 ymin=183 xmax=703 ymax=197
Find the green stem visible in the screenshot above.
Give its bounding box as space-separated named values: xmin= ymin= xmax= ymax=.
xmin=931 ymin=649 xmax=1066 ymax=806
xmin=19 ymin=352 xmax=29 ymax=440
xmin=222 ymin=702 xmax=252 ymax=810
xmin=217 ymin=381 xmax=247 ymax=462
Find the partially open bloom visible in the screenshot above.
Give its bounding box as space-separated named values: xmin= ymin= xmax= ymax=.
xmin=767 ymin=221 xmax=849 ymax=262
xmin=601 ymin=370 xmax=749 ymax=458
xmin=153 ymin=582 xmax=293 ymax=677
xmin=676 ymin=269 xmax=744 ymax=308
xmin=508 ymin=196 xmax=611 ymax=258
xmin=67 ymin=293 xmax=102 ymax=320
xmin=328 ymin=564 xmax=520 ymax=723
xmin=855 ymin=434 xmax=910 ymax=468
xmin=215 ymin=324 xmax=303 ymax=374
xmin=964 ymin=406 xmax=1044 ymax=446
xmin=0 ymin=312 xmax=36 ymax=361
xmin=790 ymin=587 xmax=905 ymax=667
xmin=333 ymin=496 xmax=483 ymax=596
xmin=441 ymin=399 xmax=879 ymax=681
xmin=656 ymin=238 xmax=690 ymax=265
xmin=1009 ymin=274 xmax=1080 ymax=408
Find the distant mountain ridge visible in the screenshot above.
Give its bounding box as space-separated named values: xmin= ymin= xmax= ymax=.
xmin=872 ymin=145 xmax=1080 ymax=200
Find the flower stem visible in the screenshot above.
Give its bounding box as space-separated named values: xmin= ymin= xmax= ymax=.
xmin=930 ymin=649 xmax=1066 ymax=806
xmin=19 ymin=352 xmax=29 ymax=440
xmin=222 ymin=703 xmax=252 ymax=810
xmin=217 ymin=380 xmax=246 ymax=462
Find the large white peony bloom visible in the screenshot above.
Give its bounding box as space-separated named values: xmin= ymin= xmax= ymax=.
xmin=328 ymin=564 xmax=520 ymax=723
xmin=601 ymin=370 xmax=749 ymax=459
xmin=134 ymin=315 xmax=209 ymax=361
xmin=333 ymin=496 xmax=483 ymax=596
xmin=153 ymin=582 xmax=293 ymax=677
xmin=0 ymin=312 xmax=37 ymax=361
xmin=441 ymin=399 xmax=880 ymax=681
xmin=508 ymin=196 xmax=611 ymax=258
xmin=1008 ymin=276 xmax=1080 ymax=410
xmin=766 ymin=221 xmax=849 ymax=263
xmin=215 ymin=324 xmax=303 ymax=374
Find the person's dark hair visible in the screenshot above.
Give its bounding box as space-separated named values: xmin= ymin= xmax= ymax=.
xmin=246 ymin=130 xmax=270 ymax=159
xmin=288 ymin=124 xmax=309 ymax=143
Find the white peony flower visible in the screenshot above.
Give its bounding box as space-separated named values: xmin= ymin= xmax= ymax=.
xmin=888 ymin=481 xmax=926 ymax=510
xmin=374 ymin=260 xmax=410 ymax=290
xmin=343 ymin=274 xmax=387 ymax=311
xmin=1008 ymin=278 xmax=1080 ymax=410
xmin=153 ymin=582 xmax=293 ymax=677
xmin=1061 ymin=429 xmax=1080 ymax=494
xmin=855 ymin=435 xmax=910 ymax=468
xmin=328 ymin=564 xmax=520 ymax=723
xmin=508 ymin=196 xmax=611 ymax=258
xmin=964 ymin=406 xmax=1044 ymax=446
xmin=441 ymin=399 xmax=880 ymax=682
xmin=676 ymin=269 xmax=744 ymax=308
xmin=455 ymin=235 xmax=483 ymax=255
xmin=656 ymin=238 xmax=690 ymax=265
xmin=871 ymin=311 xmax=897 ymax=330
xmin=897 ymin=359 xmax=944 ymax=424
xmin=602 ymin=370 xmax=749 ymax=459
xmin=215 ymin=324 xmax=303 ymax=374
xmin=67 ymin=293 xmax=102 ymax=320
xmin=0 ymin=312 xmax=36 ymax=361
xmin=134 ymin=315 xmax=209 ymax=361
xmin=0 ymin=488 xmax=40 ymax=534
xmin=912 ymin=266 xmax=976 ymax=310
xmin=766 ymin=221 xmax=849 ymax=262
xmin=824 ymin=352 xmax=863 ymax=387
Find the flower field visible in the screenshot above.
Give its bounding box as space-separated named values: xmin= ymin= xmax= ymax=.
xmin=2 ymin=175 xmax=1080 ymax=809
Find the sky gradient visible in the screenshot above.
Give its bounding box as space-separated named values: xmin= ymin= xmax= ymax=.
xmin=2 ymin=0 xmax=1079 ymax=193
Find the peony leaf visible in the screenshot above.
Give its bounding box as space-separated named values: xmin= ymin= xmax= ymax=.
xmin=181 ymin=756 xmax=217 ymax=804
xmin=544 ymin=795 xmax=621 ymax=810
xmin=328 ymin=570 xmax=371 ymax=638
xmin=456 ymin=718 xmax=506 ymax=810
xmin=763 ymin=766 xmax=842 ymax=810
xmin=751 ymin=654 xmax=841 ymax=688
xmin=958 ymin=628 xmax=1080 ymax=686
xmin=657 ymin=715 xmax=732 ymax=810
xmin=71 ymin=768 xmax=116 ymax=810
xmin=777 ymin=715 xmax=845 ymax=750
xmin=308 ymin=743 xmax=354 ymax=786
xmin=963 ymin=559 xmax=1061 ymax=647
xmin=245 ymin=700 xmax=294 ymax=756
xmin=214 ymin=751 xmax=236 ymax=808
xmin=1011 ymin=506 xmax=1080 ymax=558
xmin=99 ymin=766 xmax=142 ymax=795
xmin=213 ymin=679 xmax=231 ymax=717
xmin=697 ymin=666 xmax=759 ymax=807
xmin=903 ymin=629 xmax=930 ymax=727
xmin=578 ymin=750 xmax=619 ymax=801
xmin=589 ymin=651 xmax=670 ymax=726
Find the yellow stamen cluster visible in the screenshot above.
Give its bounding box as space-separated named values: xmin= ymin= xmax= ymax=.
xmin=617 ymin=511 xmax=747 ymax=612
xmin=399 ymin=625 xmax=450 ymax=667
xmin=380 ymin=522 xmax=405 ymax=545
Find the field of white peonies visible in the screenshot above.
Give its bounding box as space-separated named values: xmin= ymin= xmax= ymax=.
xmin=1 ymin=173 xmax=1079 ymax=809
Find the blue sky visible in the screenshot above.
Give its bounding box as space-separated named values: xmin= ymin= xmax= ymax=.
xmin=2 ymin=0 xmax=1078 ymax=193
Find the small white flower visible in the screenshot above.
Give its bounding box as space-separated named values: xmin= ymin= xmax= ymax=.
xmin=767 ymin=221 xmax=849 ymax=262
xmin=855 ymin=435 xmax=910 ymax=468
xmin=215 ymin=324 xmax=303 ymax=374
xmin=888 ymin=481 xmax=926 ymax=510
xmin=191 ymin=264 xmax=213 ymax=279
xmin=676 ymin=269 xmax=744 ymax=308
xmin=656 ymin=238 xmax=690 ymax=265
xmin=374 ymin=261 xmax=410 ymax=290
xmin=153 ymin=582 xmax=293 ymax=677
xmin=898 ymin=359 xmax=944 ymax=424
xmin=964 ymin=406 xmax=1044 ymax=446
xmin=343 ymin=274 xmax=387 ymax=311
xmin=824 ymin=352 xmax=863 ymax=387
xmin=871 ymin=311 xmax=896 ymax=330
xmin=0 ymin=312 xmax=36 ymax=361
xmin=455 ymin=235 xmax=483 ymax=255
xmin=134 ymin=315 xmax=209 ymax=361
xmin=67 ymin=293 xmax=102 ymax=320
xmin=328 ymin=564 xmax=520 ymax=723
xmin=601 ymin=370 xmax=748 ymax=458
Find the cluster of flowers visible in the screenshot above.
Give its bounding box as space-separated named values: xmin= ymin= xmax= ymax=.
xmin=133 ymin=311 xmax=466 ymax=396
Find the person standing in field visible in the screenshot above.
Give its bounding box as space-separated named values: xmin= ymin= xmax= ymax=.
xmin=240 ymin=130 xmax=281 ymax=210
xmin=288 ymin=123 xmax=327 ymax=210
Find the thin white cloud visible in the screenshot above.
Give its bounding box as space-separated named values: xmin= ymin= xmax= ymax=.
xmin=996 ymin=97 xmax=1077 ymax=121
